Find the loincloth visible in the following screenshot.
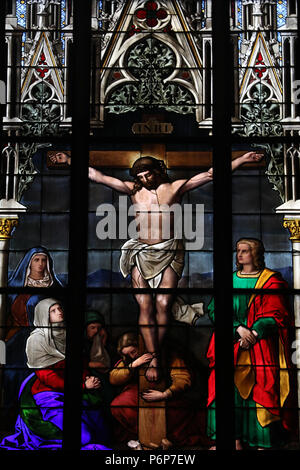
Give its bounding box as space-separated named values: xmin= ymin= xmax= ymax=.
xmin=120 ymin=238 xmax=185 ymax=289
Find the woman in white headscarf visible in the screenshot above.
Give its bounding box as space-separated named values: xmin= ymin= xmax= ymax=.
xmin=26 ymin=298 xmax=66 ymax=369
xmin=0 ymin=298 xmax=110 ymax=450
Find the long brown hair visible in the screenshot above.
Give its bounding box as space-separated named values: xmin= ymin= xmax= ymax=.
xmin=117 ymin=331 xmax=139 ymax=361
xmin=130 ymin=156 xmax=171 ymax=195
xmin=236 ymin=238 xmax=265 ymax=271
xmin=131 ymin=169 xmax=171 ymax=195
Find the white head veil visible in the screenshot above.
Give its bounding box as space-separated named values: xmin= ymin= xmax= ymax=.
xmin=26 ymin=298 xmax=66 ymax=369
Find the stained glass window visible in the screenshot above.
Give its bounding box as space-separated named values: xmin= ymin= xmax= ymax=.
xmin=1 ymin=0 xmax=300 ymax=455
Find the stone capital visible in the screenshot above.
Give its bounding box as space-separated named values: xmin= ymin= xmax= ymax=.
xmin=283 ymin=219 xmax=300 ymax=242
xmin=0 ymin=218 xmax=18 ymax=240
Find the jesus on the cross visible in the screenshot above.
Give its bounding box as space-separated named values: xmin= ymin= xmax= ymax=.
xmin=51 ymin=151 xmax=263 ymax=382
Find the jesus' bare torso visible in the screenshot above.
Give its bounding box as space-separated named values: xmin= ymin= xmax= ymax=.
xmin=131 ymin=178 xmax=196 ymax=244
xmin=90 ymin=165 xmax=215 ymax=242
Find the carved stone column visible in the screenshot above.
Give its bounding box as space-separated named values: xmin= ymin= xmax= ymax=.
xmin=276 ymin=135 xmax=300 ymax=430
xmin=282 ymin=216 xmax=300 ymax=429
xmin=0 ymin=144 xmax=26 ymax=340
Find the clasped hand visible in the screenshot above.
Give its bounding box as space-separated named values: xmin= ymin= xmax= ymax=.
xmin=236 ymin=326 xmax=258 ymax=350
xmin=85 ymin=376 xmax=101 ymax=390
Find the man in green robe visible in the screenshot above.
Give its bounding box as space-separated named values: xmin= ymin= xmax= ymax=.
xmin=206 ymin=238 xmax=296 ymax=450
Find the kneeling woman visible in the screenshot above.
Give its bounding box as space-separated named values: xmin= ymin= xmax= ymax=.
xmin=0 ymin=298 xmax=110 ymax=450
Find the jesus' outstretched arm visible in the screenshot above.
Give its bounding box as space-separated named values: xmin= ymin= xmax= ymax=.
xmin=176 ymin=151 xmax=264 ymax=195
xmin=88 ymin=167 xmax=133 ymax=194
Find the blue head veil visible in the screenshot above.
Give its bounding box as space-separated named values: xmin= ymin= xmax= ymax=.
xmin=8 ymin=246 xmax=63 ymax=289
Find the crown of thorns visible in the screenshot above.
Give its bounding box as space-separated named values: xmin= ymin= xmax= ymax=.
xmin=130 ymin=156 xmax=167 ymax=177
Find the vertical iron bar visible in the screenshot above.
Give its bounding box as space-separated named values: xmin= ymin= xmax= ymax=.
xmin=62 ymin=0 xmax=91 ymax=451
xmin=0 ymin=0 xmax=6 ymax=136
xmin=296 ymin=0 xmax=300 ymax=119
xmin=212 ymin=0 xmax=235 ymax=451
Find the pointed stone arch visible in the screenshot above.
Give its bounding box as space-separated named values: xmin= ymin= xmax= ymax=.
xmin=21 ymin=31 xmax=64 ymax=106
xmin=239 ymin=32 xmax=282 ymax=110
xmin=96 ymin=0 xmax=204 ymax=126
xmin=20 ymin=31 xmax=64 ymax=135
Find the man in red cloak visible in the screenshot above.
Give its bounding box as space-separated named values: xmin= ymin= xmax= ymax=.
xmin=207 ymin=238 xmax=297 ymax=449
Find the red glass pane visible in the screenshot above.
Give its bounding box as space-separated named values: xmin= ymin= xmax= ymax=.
xmin=146 ymin=17 xmax=158 ymax=27
xmin=145 ymin=1 xmax=158 ymax=11
xmin=136 ymin=9 xmax=147 ymax=19
xmin=156 ymin=9 xmax=167 ymax=19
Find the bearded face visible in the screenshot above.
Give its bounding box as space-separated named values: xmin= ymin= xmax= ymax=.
xmin=136 ymin=170 xmax=158 ymax=190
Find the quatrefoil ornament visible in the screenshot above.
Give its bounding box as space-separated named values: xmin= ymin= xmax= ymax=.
xmin=135 ymin=1 xmax=168 ymax=28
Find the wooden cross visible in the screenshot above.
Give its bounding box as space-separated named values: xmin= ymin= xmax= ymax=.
xmin=47 ymin=143 xmax=264 ymax=169
xmin=47 ymin=113 xmax=264 ymax=169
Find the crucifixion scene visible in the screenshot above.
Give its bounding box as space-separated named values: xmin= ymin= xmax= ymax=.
xmin=0 ymin=0 xmax=300 ymax=453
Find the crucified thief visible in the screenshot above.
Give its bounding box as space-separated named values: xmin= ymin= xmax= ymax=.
xmin=51 ymin=151 xmax=263 ymax=382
